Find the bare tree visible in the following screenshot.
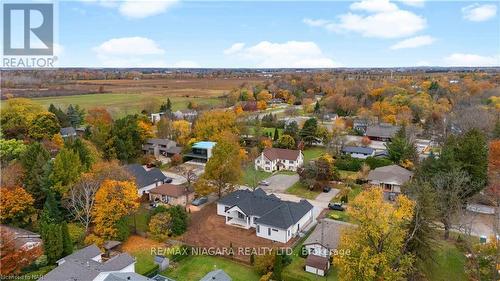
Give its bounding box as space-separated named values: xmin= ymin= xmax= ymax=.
xmin=68 ymin=174 xmax=99 ymax=232
xmin=180 ymin=167 xmax=197 ymax=208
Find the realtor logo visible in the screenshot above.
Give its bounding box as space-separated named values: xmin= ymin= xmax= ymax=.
xmin=3 ymin=3 xmax=53 ymax=56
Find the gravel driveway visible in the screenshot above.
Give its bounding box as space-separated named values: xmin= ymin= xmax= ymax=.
xmin=259 ymin=174 xmax=299 ymax=193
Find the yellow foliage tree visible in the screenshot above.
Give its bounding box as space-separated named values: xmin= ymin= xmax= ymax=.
xmin=92 ymin=180 xmax=139 ymax=239
xmin=172 ymin=120 xmax=191 ymax=145
xmin=194 ymin=110 xmax=239 ymax=141
xmin=257 ymin=100 xmax=267 ymax=110
xmin=0 ymin=187 xmax=35 ymax=225
xmin=52 ymin=133 xmax=64 ymax=149
xmin=138 ymin=120 xmax=154 ymax=140
xmin=256 ymin=90 xmax=272 ymax=102
xmin=334 ymin=188 xmax=415 ymax=281
xmin=234 ymin=104 xmax=244 ymax=115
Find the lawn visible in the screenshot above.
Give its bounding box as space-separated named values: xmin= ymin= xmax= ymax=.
xmin=338 ymin=170 xmax=358 ymax=181
xmin=286 ymin=181 xmax=321 ymax=200
xmin=23 ymin=93 xmax=221 ymax=118
xmin=122 ymin=236 xmax=165 ymax=275
xmin=246 ymin=126 xmax=283 ymax=137
xmin=240 ymin=166 xmax=271 ymax=187
xmin=161 ymin=255 xmax=260 ymax=281
xmin=125 ymin=205 xmax=151 ymax=233
xmin=326 ymin=210 xmax=351 ymax=222
xmin=303 ymin=147 xmax=327 ymax=162
xmin=424 ymin=239 xmax=467 ymax=281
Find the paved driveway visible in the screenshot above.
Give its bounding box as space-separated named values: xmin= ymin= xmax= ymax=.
xmin=161 ymin=171 xmax=186 ymax=185
xmin=315 ymin=188 xmax=340 ymax=204
xmin=259 ymin=174 xmax=299 ymax=193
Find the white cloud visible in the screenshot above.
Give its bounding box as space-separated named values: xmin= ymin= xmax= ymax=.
xmin=390 ymin=35 xmax=435 ymax=49
xmin=171 ymin=60 xmax=200 ymax=68
xmin=462 ymin=4 xmax=497 ymax=22
xmin=224 ymin=41 xmax=339 ymax=68
xmin=223 ymin=43 xmax=245 ymax=55
xmin=119 ymin=0 xmax=178 ymax=19
xmin=82 ymin=0 xmax=178 ymax=19
xmin=398 ymin=0 xmax=425 ymax=7
xmin=444 ymin=53 xmax=500 ymax=67
xmin=93 ymin=37 xmax=167 ymax=67
xmin=303 ymin=0 xmax=426 ymax=38
xmin=350 ymin=0 xmax=398 ymax=13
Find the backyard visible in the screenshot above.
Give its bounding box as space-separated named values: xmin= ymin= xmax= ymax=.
xmin=286 ymin=181 xmax=321 ymax=200
xmin=162 ymin=255 xmax=260 ymax=281
xmin=240 ymin=165 xmax=271 ymax=187
xmin=303 ymin=147 xmax=327 ymax=162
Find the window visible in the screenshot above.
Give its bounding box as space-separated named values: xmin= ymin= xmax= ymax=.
xmin=272 ymin=229 xmax=278 ymax=232
xmin=256 ymin=160 xmax=260 ymax=163
xmin=289 ymin=160 xmax=294 ymax=164
xmin=268 ymin=228 xmax=271 ymax=236
xmin=257 ymin=225 xmax=260 ymax=233
xmin=238 ymin=212 xmax=245 ymax=219
xmin=265 ymin=161 xmax=270 ymax=164
xmin=224 ymin=206 xmax=230 ymax=212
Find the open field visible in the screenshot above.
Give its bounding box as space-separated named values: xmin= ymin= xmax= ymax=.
xmin=24 ymin=93 xmax=222 ymax=118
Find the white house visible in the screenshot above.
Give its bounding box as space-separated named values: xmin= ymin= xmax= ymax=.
xmin=40 ymin=244 xmax=148 ymax=281
xmin=254 ymin=148 xmax=303 ymax=172
xmin=217 ymin=189 xmax=314 ymax=243
xmin=303 ymin=219 xmax=355 ymax=276
xmin=341 ymin=146 xmax=375 ymax=159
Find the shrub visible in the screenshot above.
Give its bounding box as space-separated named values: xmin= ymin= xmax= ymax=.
xmin=365 ymin=157 xmax=392 ymax=169
xmin=115 ymin=218 xmax=130 ymax=241
xmin=335 ymin=156 xmax=363 ymax=171
xmin=67 ymin=223 xmax=85 ymax=246
xmin=168 ymin=205 xmax=188 ymax=236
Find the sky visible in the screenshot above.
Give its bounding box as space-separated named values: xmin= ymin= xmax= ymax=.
xmin=50 ymin=0 xmax=500 ymax=67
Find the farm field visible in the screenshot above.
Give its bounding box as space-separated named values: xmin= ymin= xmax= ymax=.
xmin=25 ymin=93 xmax=222 ymax=118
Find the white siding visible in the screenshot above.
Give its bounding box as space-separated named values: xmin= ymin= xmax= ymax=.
xmin=217 ymin=203 xmax=229 ymax=216
xmin=305 ymin=265 xmax=325 ymax=276
xmin=256 ymin=224 xmax=287 ymax=243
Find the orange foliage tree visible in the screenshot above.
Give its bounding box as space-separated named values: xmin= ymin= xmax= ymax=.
xmin=0 ymin=187 xmax=35 ymax=225
xmin=0 ymin=228 xmax=42 ymax=275
xmin=92 ymin=180 xmax=139 ymax=239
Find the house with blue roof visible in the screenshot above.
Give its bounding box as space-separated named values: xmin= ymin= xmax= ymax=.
xmin=341 ymin=146 xmax=375 ymax=159
xmin=184 ymin=141 xmax=217 ymax=163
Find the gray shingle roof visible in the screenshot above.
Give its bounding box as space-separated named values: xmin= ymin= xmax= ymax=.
xmin=199 ymin=269 xmax=232 ymax=281
xmin=60 ymin=127 xmax=77 ymax=137
xmin=103 ymin=272 xmax=151 ymax=281
xmin=219 ymin=189 xmax=313 ymax=230
xmin=41 ymin=245 xmax=135 ymax=281
xmin=341 ymin=146 xmax=374 ymax=155
xmin=126 ymin=164 xmax=167 ymax=188
xmin=366 ymin=124 xmax=400 ymax=139
xmin=303 ymin=219 xmax=355 ymax=250
xmin=367 ymin=165 xmax=413 ymax=186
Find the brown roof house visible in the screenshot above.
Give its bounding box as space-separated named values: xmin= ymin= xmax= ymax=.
xmin=302 ymin=219 xmax=356 ymax=276
xmin=367 ymin=165 xmax=413 ymax=200
xmin=254 ymin=148 xmax=304 ymax=172
xmin=148 ymin=183 xmax=195 ymax=206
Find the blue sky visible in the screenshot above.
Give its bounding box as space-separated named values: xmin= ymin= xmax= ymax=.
xmin=53 ymin=0 xmax=499 ymax=67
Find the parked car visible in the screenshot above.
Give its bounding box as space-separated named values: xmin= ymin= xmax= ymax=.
xmin=191 ymin=196 xmax=208 ymax=206
xmin=164 ymin=177 xmax=173 ymax=184
xmin=323 ymin=186 xmax=332 ymax=192
xmin=146 ymin=163 xmax=156 ymax=168
xmin=328 ymin=202 xmax=345 ymax=211
xmin=259 ymin=180 xmax=270 ymax=186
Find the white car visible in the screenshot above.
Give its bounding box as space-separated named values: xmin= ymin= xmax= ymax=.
xmin=259 ymin=180 xmax=270 ymax=186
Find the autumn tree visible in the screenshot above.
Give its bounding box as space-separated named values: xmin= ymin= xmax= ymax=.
xmin=194 ymin=111 xmax=239 ymax=141
xmin=334 ymin=188 xmax=415 ymax=281
xmin=50 ymin=148 xmax=83 ymax=195
xmin=68 ymin=174 xmax=100 ymax=233
xmin=0 ymin=228 xmax=42 ymax=275
xmin=0 ymin=187 xmax=35 ymax=226
xmin=0 ymin=98 xmax=43 ymax=139
xmin=105 ymin=115 xmax=145 ymax=161
xmin=92 ymin=180 xmax=139 ymax=240
xmin=65 ymin=138 xmax=98 ymax=171
xmin=197 ymin=132 xmax=243 ymax=198
xmin=172 ymin=120 xmax=191 ymax=145
xmin=28 ymin=112 xmax=61 ymax=140
xmin=156 ymin=117 xmax=173 ymax=139
xmin=148 ymin=212 xmax=172 ymax=242
xmin=86 ymin=107 xmax=113 ymax=149
xmin=0 ymin=138 xmax=27 ymax=165
xmin=277 ymin=134 xmax=295 ymax=149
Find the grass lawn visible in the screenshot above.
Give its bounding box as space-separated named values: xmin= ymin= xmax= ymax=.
xmin=122 ymin=236 xmax=165 ymax=275
xmin=303 ymin=147 xmax=327 ymax=162
xmin=338 ymin=170 xmax=358 ymax=181
xmin=125 ymin=206 xmax=151 ymax=233
xmin=286 ymin=181 xmax=321 ymax=200
xmin=326 ymin=210 xmax=351 ymax=222
xmin=162 ymin=255 xmax=260 ymax=281
xmin=240 ymin=166 xmax=271 ymax=187
xmin=424 ymin=239 xmax=467 ymax=281
xmin=23 ymin=93 xmax=221 ymax=118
